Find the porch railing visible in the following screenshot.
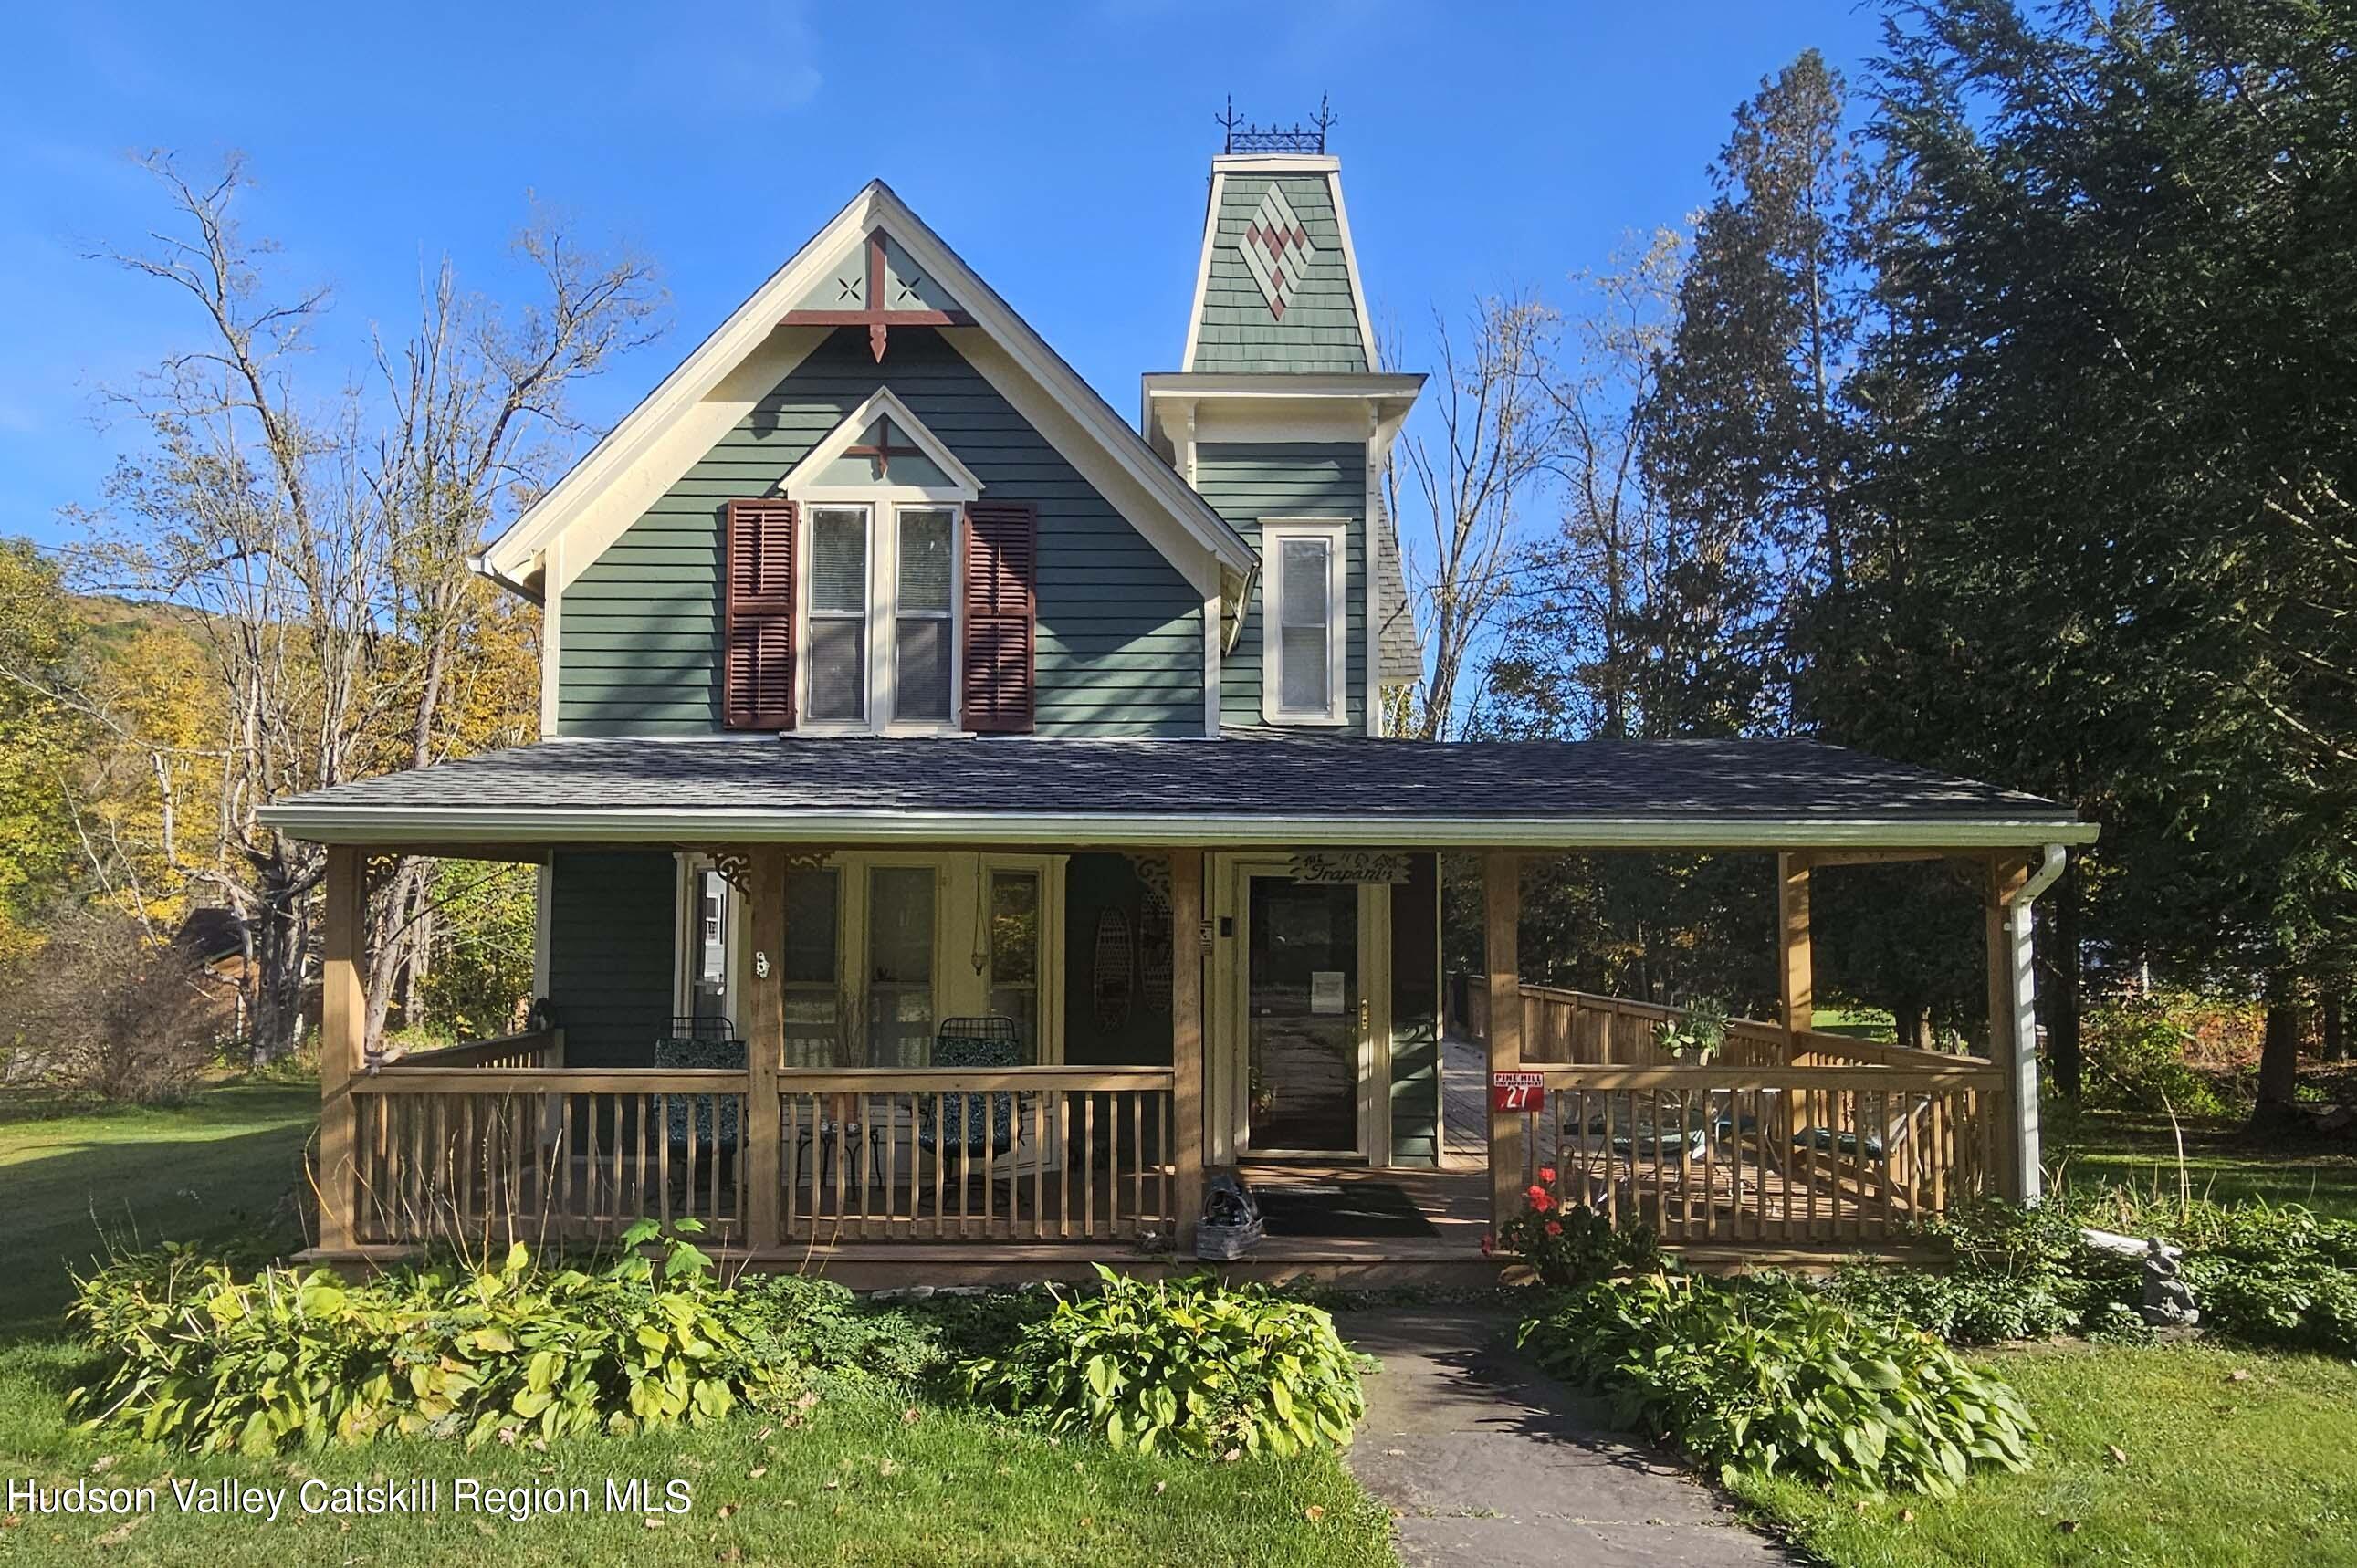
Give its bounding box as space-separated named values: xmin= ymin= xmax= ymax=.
xmin=338 ymin=1060 xmax=1173 ymax=1252
xmin=775 ymin=1068 xmax=1176 ymax=1244
xmin=1518 ymin=1062 xmax=2003 ymax=1245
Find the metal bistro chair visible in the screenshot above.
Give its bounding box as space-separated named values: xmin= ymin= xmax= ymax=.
xmin=917 ymin=1017 xmax=1026 ymax=1207
xmin=652 ymin=1017 xmax=746 ymax=1205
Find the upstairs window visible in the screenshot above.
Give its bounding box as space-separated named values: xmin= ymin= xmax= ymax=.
xmin=1261 ymin=519 xmax=1347 ymax=726
xmin=779 ymin=388 xmax=984 ymax=733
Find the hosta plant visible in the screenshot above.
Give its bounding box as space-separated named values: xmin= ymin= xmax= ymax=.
xmin=962 ymin=1265 xmax=1365 ymax=1458
xmin=68 ymin=1220 xmax=798 ymax=1454
xmin=1521 ymin=1271 xmax=2037 ymax=1496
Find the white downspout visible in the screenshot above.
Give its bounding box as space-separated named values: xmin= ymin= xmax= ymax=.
xmin=2008 ymin=842 xmax=2069 ymax=1203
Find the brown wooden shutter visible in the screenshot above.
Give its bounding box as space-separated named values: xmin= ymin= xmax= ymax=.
xmin=723 ymin=498 xmax=797 ymax=730
xmin=962 ymin=501 xmax=1036 ymax=734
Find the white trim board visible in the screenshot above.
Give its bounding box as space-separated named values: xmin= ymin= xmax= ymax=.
xmin=257 ymin=803 xmax=2100 ymax=852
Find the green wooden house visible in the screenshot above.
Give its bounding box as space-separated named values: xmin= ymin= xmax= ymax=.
xmin=265 ymin=149 xmax=2093 ymax=1281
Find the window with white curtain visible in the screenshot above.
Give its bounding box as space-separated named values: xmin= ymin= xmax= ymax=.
xmin=805 ymin=507 xmax=869 ymax=722
xmin=1261 ymin=520 xmax=1347 ymax=725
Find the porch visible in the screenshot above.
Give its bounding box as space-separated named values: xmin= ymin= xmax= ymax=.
xmin=270 ymin=734 xmax=2089 ymax=1281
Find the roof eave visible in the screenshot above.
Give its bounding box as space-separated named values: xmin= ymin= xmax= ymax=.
xmin=255 ymin=802 xmax=2099 ymax=852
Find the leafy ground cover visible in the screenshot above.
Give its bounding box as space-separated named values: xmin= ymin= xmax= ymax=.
xmin=1732 ymin=1341 xmax=2357 ymax=1567
xmin=0 ymin=1084 xmax=1394 ymax=1567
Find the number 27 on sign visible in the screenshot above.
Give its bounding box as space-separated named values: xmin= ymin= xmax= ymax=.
xmin=1492 ymin=1071 xmax=1546 ymax=1113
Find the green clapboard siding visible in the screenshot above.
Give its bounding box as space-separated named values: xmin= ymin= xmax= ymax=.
xmin=1191 ymin=173 xmax=1369 ymax=373
xmin=1194 ymin=443 xmax=1366 ymax=730
xmin=1388 ymin=853 xmax=1441 ymax=1167
xmin=547 ymin=851 xmax=676 ymax=1068
xmin=557 ymin=328 xmax=1202 ymax=737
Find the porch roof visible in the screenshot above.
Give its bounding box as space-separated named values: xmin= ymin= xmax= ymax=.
xmin=256 ymin=735 xmax=2095 ymax=852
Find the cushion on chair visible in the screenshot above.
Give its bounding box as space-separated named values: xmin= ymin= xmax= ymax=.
xmin=653 ymin=1035 xmax=748 ymax=1150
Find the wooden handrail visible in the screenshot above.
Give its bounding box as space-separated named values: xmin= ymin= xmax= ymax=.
xmin=357 ymin=1067 xmax=747 ymax=1093
xmin=1540 ymin=1063 xmax=2002 ymax=1091
xmin=384 ymin=1029 xmax=558 ymax=1069
xmin=774 ymin=1067 xmax=1174 ymax=1092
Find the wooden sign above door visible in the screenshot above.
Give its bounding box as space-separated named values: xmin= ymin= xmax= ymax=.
xmin=1288 ymin=852 xmax=1409 ymax=885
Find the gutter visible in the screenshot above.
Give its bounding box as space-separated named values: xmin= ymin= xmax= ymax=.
xmin=251 ymin=804 xmax=2100 ymax=853
xmin=466 ymin=549 xmax=543 ymax=608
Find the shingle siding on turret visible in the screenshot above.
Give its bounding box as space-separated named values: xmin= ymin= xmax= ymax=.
xmin=1190 ymin=174 xmax=1369 ymax=373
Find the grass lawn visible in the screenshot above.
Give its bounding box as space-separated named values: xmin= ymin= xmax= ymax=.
xmin=2049 ymin=1106 xmax=2357 ymax=1222
xmin=0 ymin=1084 xmax=1394 ymax=1567
xmin=1730 ymin=1340 xmax=2357 ymax=1567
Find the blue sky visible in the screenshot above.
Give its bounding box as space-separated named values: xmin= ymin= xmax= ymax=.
xmin=0 ymin=1 xmax=1885 ymax=552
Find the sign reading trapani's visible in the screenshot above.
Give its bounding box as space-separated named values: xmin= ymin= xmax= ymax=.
xmin=1492 ymin=1071 xmax=1546 ymax=1113
xmin=1288 ymin=851 xmax=1410 ymax=885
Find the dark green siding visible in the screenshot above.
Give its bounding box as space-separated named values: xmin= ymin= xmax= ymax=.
xmin=558 ymin=328 xmax=1203 ymax=737
xmin=1388 ymin=853 xmax=1441 ymax=1167
xmin=1193 ymin=173 xmax=1369 ymax=373
xmin=547 ymin=851 xmax=675 ymax=1068
xmin=1194 ymin=443 xmax=1366 ymax=730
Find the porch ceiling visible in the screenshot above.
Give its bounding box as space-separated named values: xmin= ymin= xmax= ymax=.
xmin=256 ymin=735 xmax=2095 ymax=852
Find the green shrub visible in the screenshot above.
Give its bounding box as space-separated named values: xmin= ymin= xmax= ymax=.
xmin=1520 ymin=1272 xmax=2038 ymax=1496
xmin=963 ymin=1266 xmax=1365 ymax=1458
xmin=1491 ymin=1166 xmax=1663 ymax=1288
xmin=2079 ymin=994 xmax=2241 ymax=1115
xmin=731 ymin=1276 xmax=948 ymax=1389
xmin=1818 ymin=1262 xmax=2085 ymax=1344
xmin=68 ymin=1221 xmax=798 ymax=1454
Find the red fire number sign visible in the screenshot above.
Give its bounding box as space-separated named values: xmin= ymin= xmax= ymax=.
xmin=1491 ymin=1071 xmax=1546 ymax=1113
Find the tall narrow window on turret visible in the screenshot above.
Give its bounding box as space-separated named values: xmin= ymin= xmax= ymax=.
xmin=1261 ymin=519 xmax=1346 ymax=725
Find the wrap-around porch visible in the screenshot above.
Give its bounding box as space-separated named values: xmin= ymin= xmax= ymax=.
xmin=309 ymin=839 xmax=2056 ymax=1282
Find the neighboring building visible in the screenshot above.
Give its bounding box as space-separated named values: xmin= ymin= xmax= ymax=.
xmin=264 ymin=142 xmax=2092 ymax=1278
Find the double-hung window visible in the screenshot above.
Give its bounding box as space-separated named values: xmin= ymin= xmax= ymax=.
xmin=784 ymin=389 xmax=981 ymax=732
xmin=1260 ymin=519 xmax=1348 ymax=726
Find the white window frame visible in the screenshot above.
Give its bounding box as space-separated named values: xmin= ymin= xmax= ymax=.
xmin=1260 ymin=517 xmax=1349 ymax=727
xmin=682 ymin=851 xmax=1069 ymax=1068
xmin=780 ymin=387 xmax=983 ymax=736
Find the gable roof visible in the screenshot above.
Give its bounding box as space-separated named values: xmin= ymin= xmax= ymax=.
xmin=778 ymin=385 xmax=982 ymax=497
xmin=477 ymin=181 xmax=1255 ymax=598
xmin=259 ymin=735 xmax=2097 ymax=852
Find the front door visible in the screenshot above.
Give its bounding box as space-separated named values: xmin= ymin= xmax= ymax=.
xmin=1242 ymin=875 xmax=1366 ymax=1156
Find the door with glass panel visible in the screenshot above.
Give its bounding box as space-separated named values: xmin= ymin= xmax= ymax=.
xmin=1241 ymin=875 xmax=1366 ymax=1156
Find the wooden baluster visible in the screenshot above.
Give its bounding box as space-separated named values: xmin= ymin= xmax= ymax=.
xmin=1673 ymin=1087 xmax=1691 ymax=1241
xmin=1602 ymin=1090 xmax=1618 ymax=1227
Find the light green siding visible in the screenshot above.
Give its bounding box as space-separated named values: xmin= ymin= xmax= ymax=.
xmin=1194 ymin=443 xmax=1366 ymax=729
xmin=547 ymin=851 xmax=676 ymax=1068
xmin=1192 ymin=173 xmax=1369 ymax=373
xmin=557 ymin=328 xmax=1203 ymax=737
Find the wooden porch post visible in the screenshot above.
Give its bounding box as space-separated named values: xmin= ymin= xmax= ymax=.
xmin=1485 ymin=851 xmax=1524 ymax=1232
xmin=1985 ymin=854 xmax=2037 ymax=1204
xmin=317 ymin=844 xmax=364 ymax=1253
xmin=1170 ymin=848 xmax=1205 ymax=1251
xmin=743 ymin=846 xmax=786 ymax=1249
xmin=1777 ymin=852 xmax=1814 ymax=1045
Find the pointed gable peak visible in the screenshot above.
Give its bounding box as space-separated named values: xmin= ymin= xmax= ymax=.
xmin=1183 ymin=152 xmax=1374 ymax=374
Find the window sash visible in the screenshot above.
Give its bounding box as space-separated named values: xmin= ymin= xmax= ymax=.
xmin=806 ymin=506 xmax=870 ymax=722
xmin=1265 ymin=526 xmax=1344 ymax=722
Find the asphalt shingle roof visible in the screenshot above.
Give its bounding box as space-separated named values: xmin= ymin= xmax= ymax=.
xmin=259 ymin=735 xmax=2085 ymax=848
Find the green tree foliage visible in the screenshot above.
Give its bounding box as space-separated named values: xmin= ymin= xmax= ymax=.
xmin=0 ymin=543 xmax=90 ymax=952
xmin=1818 ymin=0 xmax=2357 ymax=1107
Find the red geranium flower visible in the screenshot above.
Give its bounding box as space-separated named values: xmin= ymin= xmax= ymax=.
xmin=1545 ymin=1220 xmax=1564 ymax=1237
xmin=1480 ymin=1232 xmax=1495 ymax=1256
xmin=1526 ymin=1186 xmax=1555 ymax=1213
xmin=1538 ymin=1166 xmax=1558 ymax=1186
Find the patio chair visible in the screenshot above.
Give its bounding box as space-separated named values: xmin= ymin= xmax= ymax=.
xmin=652 ymin=1018 xmax=745 ymax=1155
xmin=917 ymin=1017 xmax=1025 ymax=1168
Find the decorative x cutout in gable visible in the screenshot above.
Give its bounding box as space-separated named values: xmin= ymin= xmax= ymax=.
xmin=781 ymin=229 xmax=974 ymax=361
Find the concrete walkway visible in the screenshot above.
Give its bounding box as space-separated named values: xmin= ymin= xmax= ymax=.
xmin=1338 ymin=1306 xmax=1790 ymax=1568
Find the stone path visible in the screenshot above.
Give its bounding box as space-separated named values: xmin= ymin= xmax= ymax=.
xmin=1338 ymin=1306 xmax=1791 ymax=1568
